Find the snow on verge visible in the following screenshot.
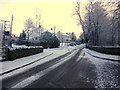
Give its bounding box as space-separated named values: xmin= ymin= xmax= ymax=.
xmin=84 ymin=48 xmax=119 ymax=61
xmin=83 ymin=49 xmax=120 ymax=88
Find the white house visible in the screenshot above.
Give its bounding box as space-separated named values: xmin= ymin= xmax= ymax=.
xmin=56 ymin=31 xmax=71 ymax=43
xmin=29 ymin=27 xmax=44 ymax=43
xmin=56 ymin=31 xmax=71 ymax=46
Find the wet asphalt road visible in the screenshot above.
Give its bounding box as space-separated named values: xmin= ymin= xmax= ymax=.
xmin=23 ymin=49 xmax=120 ymax=88
xmin=2 ymin=48 xmax=76 ymax=88
xmin=2 ymin=47 xmax=120 ymax=89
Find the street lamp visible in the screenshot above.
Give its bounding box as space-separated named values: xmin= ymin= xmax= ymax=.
xmin=61 ymin=29 xmax=63 ymax=46
xmin=39 ymin=25 xmax=41 ymax=45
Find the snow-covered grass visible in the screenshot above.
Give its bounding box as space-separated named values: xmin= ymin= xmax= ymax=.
xmin=90 ymin=46 xmax=120 ymax=48
xmin=83 ymin=51 xmax=120 ymax=88
xmin=84 ymin=48 xmax=119 ymax=61
xmin=103 ymin=46 xmax=120 ymax=48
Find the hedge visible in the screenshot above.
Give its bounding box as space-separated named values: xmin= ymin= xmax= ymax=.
xmin=6 ymin=47 xmax=43 ymax=60
xmin=86 ymin=45 xmax=120 ymax=55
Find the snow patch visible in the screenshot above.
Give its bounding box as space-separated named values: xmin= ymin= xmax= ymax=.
xmin=10 ymin=44 xmax=43 ymax=51
xmin=84 ymin=50 xmax=120 ymax=88
xmin=84 ymin=48 xmax=119 ymax=61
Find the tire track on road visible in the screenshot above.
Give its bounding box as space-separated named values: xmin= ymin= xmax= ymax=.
xmin=2 ymin=48 xmax=77 ymax=88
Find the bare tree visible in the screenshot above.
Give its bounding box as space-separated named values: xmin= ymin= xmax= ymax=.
xmin=24 ymin=18 xmax=35 ymax=42
xmin=74 ymin=1 xmax=112 ymax=46
xmin=104 ymin=1 xmax=120 ymax=46
xmin=109 ymin=2 xmax=116 ymax=46
xmin=115 ymin=1 xmax=120 ymax=45
xmin=74 ymin=1 xmax=87 ymax=42
xmin=111 ymin=1 xmax=120 ymax=46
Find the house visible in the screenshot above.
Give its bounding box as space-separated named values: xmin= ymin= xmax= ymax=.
xmin=29 ymin=27 xmax=44 ymax=43
xmin=56 ymin=31 xmax=71 ymax=46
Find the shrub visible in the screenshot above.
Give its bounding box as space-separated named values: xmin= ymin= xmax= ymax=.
xmin=40 ymin=31 xmax=60 ymax=48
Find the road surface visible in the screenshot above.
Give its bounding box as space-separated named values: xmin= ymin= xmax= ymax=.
xmin=2 ymin=47 xmax=120 ymax=89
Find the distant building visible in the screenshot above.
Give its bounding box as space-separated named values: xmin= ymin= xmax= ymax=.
xmin=28 ymin=28 xmax=72 ymax=46
xmin=29 ymin=27 xmax=44 ymax=43
xmin=56 ymin=31 xmax=71 ymax=43
xmin=11 ymin=34 xmax=19 ymax=43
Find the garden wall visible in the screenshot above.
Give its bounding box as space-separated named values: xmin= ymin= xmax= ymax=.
xmin=86 ymin=46 xmax=120 ymax=55
xmin=6 ymin=46 xmax=43 ymax=60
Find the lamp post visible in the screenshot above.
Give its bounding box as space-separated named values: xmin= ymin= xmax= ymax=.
xmin=61 ymin=29 xmax=63 ymax=46
xmin=39 ymin=25 xmax=41 ymax=45
xmin=9 ymin=15 xmax=13 ymax=47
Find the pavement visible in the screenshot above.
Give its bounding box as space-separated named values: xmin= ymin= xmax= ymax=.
xmin=0 ymin=46 xmax=79 ymax=77
xmin=1 ymin=46 xmax=82 ymax=88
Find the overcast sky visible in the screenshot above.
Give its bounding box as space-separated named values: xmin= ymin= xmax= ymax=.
xmin=0 ymin=1 xmax=88 ymax=38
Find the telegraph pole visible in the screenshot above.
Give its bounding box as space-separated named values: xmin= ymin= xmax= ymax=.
xmin=10 ymin=15 xmax=13 ymax=34
xmin=39 ymin=25 xmax=41 ymax=45
xmin=10 ymin=15 xmax=13 ymax=47
xmin=61 ymin=29 xmax=63 ymax=46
